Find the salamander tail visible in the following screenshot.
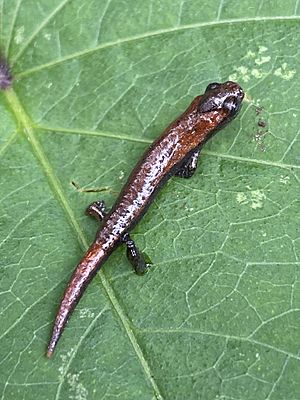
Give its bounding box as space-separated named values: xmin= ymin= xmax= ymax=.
xmin=46 ymin=241 xmax=107 ymax=357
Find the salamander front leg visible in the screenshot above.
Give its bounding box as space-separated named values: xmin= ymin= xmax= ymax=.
xmin=122 ymin=233 xmax=151 ymax=275
xmin=175 ymin=147 xmax=201 ymax=179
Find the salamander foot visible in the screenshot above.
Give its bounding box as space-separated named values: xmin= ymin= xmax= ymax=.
xmin=122 ymin=233 xmax=152 ymax=275
xmin=86 ymin=200 xmax=107 ymax=221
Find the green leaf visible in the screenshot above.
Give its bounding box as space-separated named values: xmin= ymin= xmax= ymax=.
xmin=0 ymin=1 xmax=299 ymax=399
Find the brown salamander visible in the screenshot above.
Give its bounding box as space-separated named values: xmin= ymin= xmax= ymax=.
xmin=47 ymin=81 xmax=244 ymax=357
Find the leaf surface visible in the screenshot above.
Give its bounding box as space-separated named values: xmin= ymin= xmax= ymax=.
xmin=0 ymin=1 xmax=299 ymax=399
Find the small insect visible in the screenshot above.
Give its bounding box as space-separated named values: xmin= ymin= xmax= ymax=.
xmin=47 ymin=81 xmax=244 ymax=357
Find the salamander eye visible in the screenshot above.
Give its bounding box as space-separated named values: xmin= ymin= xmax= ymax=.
xmin=222 ymin=96 xmax=240 ymax=119
xmin=205 ymin=82 xmax=220 ymax=92
xmin=223 ymin=96 xmax=238 ymax=111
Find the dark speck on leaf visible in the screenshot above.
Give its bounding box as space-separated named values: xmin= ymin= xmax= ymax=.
xmin=0 ymin=57 xmax=12 ymax=90
xmin=258 ymin=119 xmax=266 ymax=128
xmin=255 ymin=106 xmax=263 ymax=115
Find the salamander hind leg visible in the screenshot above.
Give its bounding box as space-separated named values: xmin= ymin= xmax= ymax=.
xmin=122 ymin=233 xmax=151 ymax=275
xmin=86 ymin=201 xmax=151 ymax=274
xmin=86 ymin=200 xmax=107 ymax=221
xmin=175 ymin=148 xmax=201 ymax=179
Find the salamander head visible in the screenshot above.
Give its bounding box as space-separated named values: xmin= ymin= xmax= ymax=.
xmin=198 ymin=81 xmax=244 ymax=124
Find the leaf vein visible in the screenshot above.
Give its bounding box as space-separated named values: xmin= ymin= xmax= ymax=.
xmin=11 ymin=0 xmax=71 ymax=65
xmin=15 ymin=15 xmax=300 ymax=78
xmin=36 ymin=124 xmax=300 ymax=169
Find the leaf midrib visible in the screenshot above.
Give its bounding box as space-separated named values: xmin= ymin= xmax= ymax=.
xmin=4 ymin=88 xmax=164 ymax=400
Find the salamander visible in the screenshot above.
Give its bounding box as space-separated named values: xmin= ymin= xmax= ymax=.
xmin=47 ymin=81 xmax=244 ymax=357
